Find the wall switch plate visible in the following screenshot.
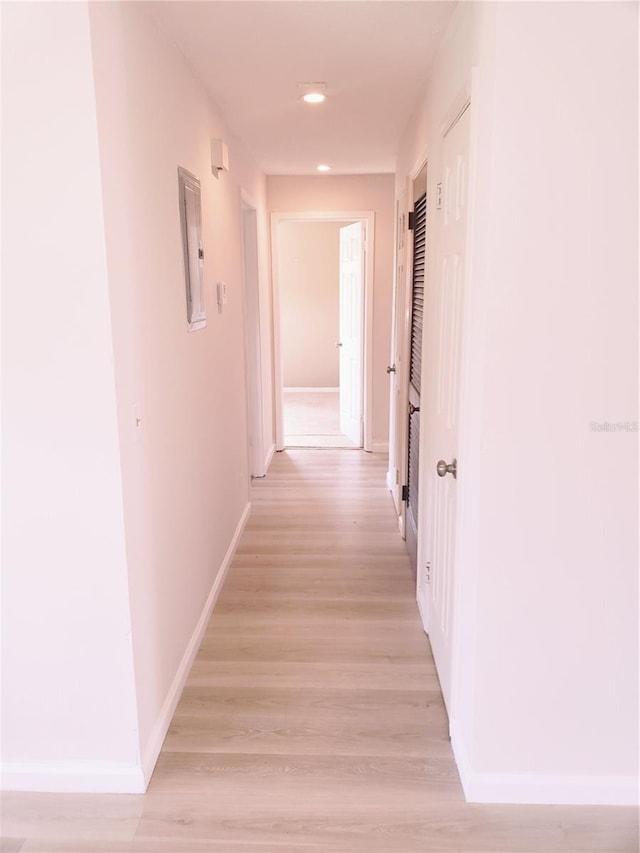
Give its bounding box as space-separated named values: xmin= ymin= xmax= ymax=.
xmin=216 ymin=281 xmax=227 ymax=306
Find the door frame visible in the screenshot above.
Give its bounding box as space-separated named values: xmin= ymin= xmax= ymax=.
xmin=270 ymin=210 xmax=375 ymax=452
xmin=240 ymin=189 xmax=266 ymax=478
xmin=389 ymin=154 xmax=428 ymax=541
xmin=386 ymin=192 xmax=407 ymax=512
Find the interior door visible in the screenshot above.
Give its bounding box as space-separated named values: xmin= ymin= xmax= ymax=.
xmin=388 ymin=193 xmax=408 ymax=518
xmin=241 ymin=201 xmax=264 ymax=478
xmin=405 ymin=168 xmax=427 ymax=575
xmin=338 ymin=221 xmax=364 ymax=445
xmin=422 ymin=103 xmax=471 ymax=714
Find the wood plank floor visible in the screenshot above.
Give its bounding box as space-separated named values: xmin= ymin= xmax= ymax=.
xmin=2 ymin=449 xmax=637 ymax=852
xmin=283 ymin=390 xmax=356 ymax=448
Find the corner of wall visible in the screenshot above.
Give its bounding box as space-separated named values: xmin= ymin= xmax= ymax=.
xmin=451 ymin=719 xmax=639 ymax=806
xmin=139 ymin=501 xmax=251 ymax=786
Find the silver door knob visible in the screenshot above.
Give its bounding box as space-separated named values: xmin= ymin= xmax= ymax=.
xmin=335 ymin=342 xmax=343 ymax=348
xmin=386 ymin=364 xmax=396 ymax=374
xmin=408 ymin=403 xmax=420 ymax=415
xmin=436 ymin=458 xmax=457 ymax=479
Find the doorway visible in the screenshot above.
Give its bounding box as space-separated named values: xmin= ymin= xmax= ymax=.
xmin=241 ymin=192 xmax=265 ymax=477
xmin=271 ymin=211 xmax=374 ymax=452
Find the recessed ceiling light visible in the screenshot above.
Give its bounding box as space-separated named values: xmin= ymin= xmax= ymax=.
xmin=298 ymin=82 xmax=328 ymax=104
xmin=303 ymin=92 xmax=326 ymax=104
xmin=317 ymin=164 xmax=331 ymax=172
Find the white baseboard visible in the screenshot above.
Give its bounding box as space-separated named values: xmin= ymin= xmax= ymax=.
xmin=283 ymin=386 xmax=339 ymax=393
xmin=450 ymin=723 xmax=639 ymax=806
xmin=386 ymin=470 xmax=394 ymax=491
xmin=140 ymin=501 xmax=251 ymax=787
xmin=371 ymin=441 xmax=389 ymax=453
xmin=1 ymin=760 xmax=145 ymax=794
xmin=1 ymin=502 xmax=252 ymax=795
xmin=264 ymin=443 xmax=276 ymax=472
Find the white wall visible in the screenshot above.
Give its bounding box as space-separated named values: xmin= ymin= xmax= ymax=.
xmin=1 ymin=0 xmax=274 ymax=793
xmin=396 ymin=1 xmax=638 ymax=804
xmin=279 ymin=221 xmax=345 ymax=388
xmin=1 ymin=2 xmax=141 ymax=791
xmin=88 ymin=1 xmax=272 ymax=781
xmin=267 ymin=176 xmax=395 ymax=450
xmin=467 ymin=0 xmax=638 ymax=801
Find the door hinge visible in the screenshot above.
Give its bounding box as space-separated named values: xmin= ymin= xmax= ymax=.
xmin=401 ymin=484 xmax=409 ymax=502
xmin=408 ymin=211 xmax=416 ymax=231
xmin=425 ymin=561 xmax=432 ymax=584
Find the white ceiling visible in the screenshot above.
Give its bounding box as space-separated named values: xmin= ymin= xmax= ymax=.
xmin=150 ymin=2 xmax=457 ymax=175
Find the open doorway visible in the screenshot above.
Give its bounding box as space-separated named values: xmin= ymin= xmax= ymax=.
xmin=271 ymin=212 xmax=374 ymax=451
xmin=241 ymin=192 xmax=265 ymax=477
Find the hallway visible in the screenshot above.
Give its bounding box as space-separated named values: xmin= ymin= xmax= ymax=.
xmin=2 ymin=449 xmax=637 ymax=851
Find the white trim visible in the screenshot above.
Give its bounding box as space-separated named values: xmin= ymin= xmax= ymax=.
xmin=450 ymin=724 xmax=639 ymax=806
xmin=416 ymin=588 xmax=429 ymax=635
xmin=410 ymin=148 xmax=429 ymax=183
xmin=398 ymin=182 xmax=412 ymax=542
xmin=371 ymin=441 xmax=389 ymax=454
xmin=283 ymin=386 xmax=339 ymax=393
xmin=270 ymin=216 xmax=284 ymax=450
xmin=240 ymin=190 xmax=266 ymax=478
xmin=240 ymin=186 xmax=258 ymax=212
xmin=363 ymin=220 xmax=375 ymax=453
xmin=386 ymin=196 xmax=401 ymax=508
xmin=264 ymin=442 xmax=276 ymax=473
xmin=440 ymin=83 xmax=472 ymax=139
xmin=270 ymin=210 xmax=375 ymax=453
xmin=1 ymin=761 xmax=145 ymax=794
xmin=386 ymin=184 xmax=412 ymax=517
xmin=140 ymin=501 xmax=251 ymax=787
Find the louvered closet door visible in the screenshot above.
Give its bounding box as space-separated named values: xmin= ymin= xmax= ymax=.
xmin=406 ymin=186 xmax=426 ymax=576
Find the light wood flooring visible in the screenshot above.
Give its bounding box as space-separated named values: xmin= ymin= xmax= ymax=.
xmin=283 ymin=390 xmax=357 ymax=448
xmin=1 ymin=449 xmax=637 ymax=851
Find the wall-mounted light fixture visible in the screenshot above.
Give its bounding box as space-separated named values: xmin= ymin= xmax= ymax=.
xmin=211 ymin=138 xmax=229 ymax=178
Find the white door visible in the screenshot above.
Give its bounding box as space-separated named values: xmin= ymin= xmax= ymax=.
xmin=421 ymin=104 xmax=471 ymax=714
xmin=388 ymin=194 xmax=408 ymax=517
xmin=338 ymin=222 xmax=364 ymax=445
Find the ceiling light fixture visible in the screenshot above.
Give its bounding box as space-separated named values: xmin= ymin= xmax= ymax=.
xmin=298 ymin=82 xmax=328 ymax=104
xmin=303 ymin=92 xmax=326 ymax=104
xmin=317 ymin=164 xmax=331 ymax=172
